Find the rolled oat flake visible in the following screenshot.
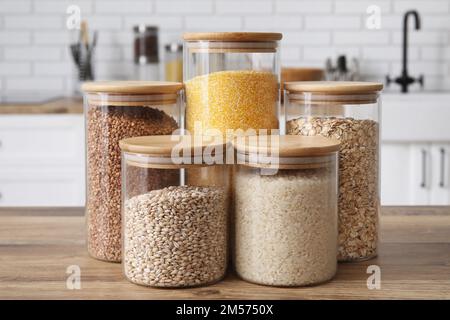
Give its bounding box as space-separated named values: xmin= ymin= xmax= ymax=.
xmin=284 ymin=81 xmax=383 ymax=262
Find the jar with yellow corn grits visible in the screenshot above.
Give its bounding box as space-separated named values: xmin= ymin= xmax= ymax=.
xmin=183 ymin=32 xmax=282 ymax=136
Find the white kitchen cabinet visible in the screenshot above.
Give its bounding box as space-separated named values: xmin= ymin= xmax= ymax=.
xmin=0 ymin=168 xmax=85 ymax=206
xmin=0 ymin=114 xmax=85 ymax=207
xmin=380 ymin=93 xmax=450 ymax=206
xmin=430 ymin=143 xmax=450 ymax=205
xmin=0 ymin=115 xmax=84 ymax=166
xmin=380 ymin=143 xmax=410 ymax=205
xmin=382 ymin=93 xmax=450 ymax=142
xmin=381 ymin=143 xmax=429 ymax=205
xmin=410 ymin=144 xmax=431 ymax=205
xmin=381 ymin=142 xmax=450 ymax=206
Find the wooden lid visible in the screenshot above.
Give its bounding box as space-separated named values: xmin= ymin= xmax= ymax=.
xmin=183 ymin=32 xmax=282 ymax=42
xmin=81 ymin=81 xmax=183 ymax=94
xmin=233 ymin=135 xmax=340 ymax=158
xmin=281 ymin=67 xmax=324 ymax=81
xmin=284 ymin=81 xmax=383 ymax=94
xmin=85 ymin=93 xmax=178 ymax=106
xmin=119 ymin=135 xmax=228 ymax=157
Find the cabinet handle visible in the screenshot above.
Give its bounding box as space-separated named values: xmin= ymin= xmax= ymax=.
xmin=440 ymin=148 xmax=445 ymax=188
xmin=421 ymin=149 xmax=427 ymax=188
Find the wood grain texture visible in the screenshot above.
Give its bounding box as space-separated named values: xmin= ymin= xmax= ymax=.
xmin=0 ymin=97 xmax=83 ymax=114
xmin=0 ymin=207 xmax=450 ymax=300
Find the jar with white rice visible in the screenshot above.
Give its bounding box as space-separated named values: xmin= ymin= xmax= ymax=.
xmin=233 ymin=135 xmax=340 ymax=286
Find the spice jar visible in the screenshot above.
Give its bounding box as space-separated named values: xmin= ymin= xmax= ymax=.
xmin=164 ymin=42 xmax=183 ymax=82
xmin=119 ymin=135 xmax=230 ymax=287
xmin=233 ymin=135 xmax=340 ymax=287
xmin=183 ymin=32 xmax=282 ymax=136
xmin=81 ymin=81 xmax=182 ymax=262
xmin=133 ymin=25 xmax=160 ymax=81
xmin=284 ymin=81 xmax=383 ymax=262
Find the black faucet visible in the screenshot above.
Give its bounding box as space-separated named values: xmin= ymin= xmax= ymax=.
xmin=386 ymin=10 xmax=424 ymax=93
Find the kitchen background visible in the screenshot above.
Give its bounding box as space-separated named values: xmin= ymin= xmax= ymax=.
xmin=0 ymin=0 xmax=450 ymax=207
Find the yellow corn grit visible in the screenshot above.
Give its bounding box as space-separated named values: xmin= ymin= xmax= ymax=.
xmin=185 ymin=70 xmax=279 ymax=135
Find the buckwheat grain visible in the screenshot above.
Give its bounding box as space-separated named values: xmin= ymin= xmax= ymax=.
xmin=86 ymin=105 xmax=178 ymax=262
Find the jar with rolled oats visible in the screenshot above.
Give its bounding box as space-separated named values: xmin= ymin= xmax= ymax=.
xmin=283 ymin=81 xmax=383 ymax=262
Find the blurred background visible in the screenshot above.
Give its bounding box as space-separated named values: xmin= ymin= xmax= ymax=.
xmin=0 ymin=0 xmax=450 ymax=207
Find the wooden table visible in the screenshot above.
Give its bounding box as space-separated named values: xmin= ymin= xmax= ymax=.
xmin=1 ymin=207 xmax=449 ymax=300
xmin=0 ymin=97 xmax=83 ymax=114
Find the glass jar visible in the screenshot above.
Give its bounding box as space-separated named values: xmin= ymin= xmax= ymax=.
xmin=280 ymin=67 xmax=324 ymax=103
xmin=183 ymin=32 xmax=282 ymax=136
xmin=81 ymin=81 xmax=182 ymax=262
xmin=133 ymin=25 xmax=160 ymax=81
xmin=119 ymin=135 xmax=230 ymax=287
xmin=284 ymin=81 xmax=383 ymax=262
xmin=233 ymin=135 xmax=340 ymax=286
xmin=164 ymin=42 xmax=183 ymax=82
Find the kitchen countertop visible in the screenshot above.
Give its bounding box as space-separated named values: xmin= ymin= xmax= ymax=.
xmin=0 ymin=97 xmax=83 ymax=114
xmin=1 ymin=92 xmax=449 ymax=115
xmin=0 ymin=206 xmax=449 ymax=299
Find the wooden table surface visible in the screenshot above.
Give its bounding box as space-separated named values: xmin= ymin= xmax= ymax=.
xmin=1 ymin=207 xmax=449 ymax=300
xmin=0 ymin=97 xmax=83 ymax=114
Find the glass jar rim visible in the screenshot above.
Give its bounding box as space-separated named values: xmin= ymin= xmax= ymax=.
xmin=123 ymin=152 xmax=225 ymax=169
xmin=185 ymin=40 xmax=278 ymax=53
xmin=86 ymin=92 xmax=178 ymax=106
xmin=286 ymin=92 xmax=380 ymax=105
xmin=183 ymin=32 xmax=282 ymax=42
xmin=284 ymin=81 xmax=383 ymax=94
xmin=233 ymin=135 xmax=340 ymax=158
xmin=81 ymin=81 xmax=183 ymax=94
xmin=236 ymin=152 xmax=336 ymax=170
xmin=120 ymin=135 xmax=228 ymax=168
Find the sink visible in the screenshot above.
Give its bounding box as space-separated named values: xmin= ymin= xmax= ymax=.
xmin=382 ymin=92 xmax=450 ymax=142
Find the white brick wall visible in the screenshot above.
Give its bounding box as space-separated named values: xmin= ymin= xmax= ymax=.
xmin=276 ymin=1 xmax=333 ymax=14
xmin=185 ymin=16 xmax=243 ymax=30
xmin=304 ymin=16 xmax=361 ymax=30
xmin=35 ymin=1 xmax=93 ymax=14
xmin=0 ymin=31 xmax=30 ymax=44
xmin=4 ymin=47 xmax=62 ymax=61
xmin=0 ymin=1 xmax=32 ymax=13
xmin=95 ymin=1 xmax=153 ymax=14
xmin=216 ymin=0 xmax=273 ymax=14
xmin=0 ymin=62 xmax=31 ymax=75
xmin=244 ymin=16 xmax=302 ymax=30
xmin=0 ymin=0 xmax=449 ymax=98
xmin=156 ymin=1 xmax=213 ymax=14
